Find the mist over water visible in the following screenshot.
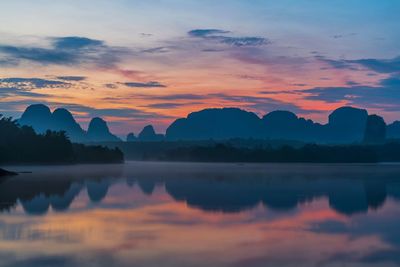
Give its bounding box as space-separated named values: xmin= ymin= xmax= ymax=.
xmin=1 ymin=162 xmax=400 ymax=267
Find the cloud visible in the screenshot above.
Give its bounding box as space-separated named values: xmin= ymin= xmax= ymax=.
xmin=1 ymin=255 xmax=77 ymax=267
xmin=142 ymin=46 xmax=171 ymax=54
xmin=52 ymin=36 xmax=103 ymax=50
xmin=188 ymin=29 xmax=231 ymax=37
xmin=56 ymin=76 xmax=86 ymax=81
xmin=0 ymin=77 xmax=75 ymax=102
xmin=158 ymin=94 xmax=205 ymax=100
xmin=0 ymin=78 xmax=68 ymax=88
xmin=138 ymin=93 xmax=207 ymax=101
xmin=208 ymin=93 xmax=311 ymax=114
xmin=188 ymin=28 xmax=269 ymax=47
xmin=348 ymin=57 xmax=400 ymax=73
xmin=140 ymin=33 xmax=153 ymax=37
xmin=101 ymin=93 xmax=207 ymax=104
xmin=105 ymin=83 xmax=118 ymax=89
xmin=0 ymin=36 xmax=128 ymax=68
xmin=0 ymin=45 xmax=78 ymax=65
xmin=144 ymin=102 xmax=201 ymax=109
xmin=106 ymin=92 xmax=313 ymax=115
xmin=218 ymin=36 xmax=269 ymax=47
xmin=300 ymin=75 xmax=400 ymax=111
xmin=0 ymin=87 xmax=48 ymax=98
xmin=318 ymin=55 xmax=400 ymax=73
xmin=50 ymin=103 xmax=174 ymax=121
xmin=332 ymin=33 xmax=357 ymax=39
xmin=122 ymin=81 xmax=167 ymax=88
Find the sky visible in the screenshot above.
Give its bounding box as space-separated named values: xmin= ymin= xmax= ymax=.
xmin=0 ymin=0 xmax=400 ymax=135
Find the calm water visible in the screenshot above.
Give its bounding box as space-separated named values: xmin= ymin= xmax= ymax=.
xmin=1 ymin=162 xmax=400 ymax=267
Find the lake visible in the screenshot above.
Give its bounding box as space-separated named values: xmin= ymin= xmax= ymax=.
xmin=1 ymin=161 xmax=400 ymax=267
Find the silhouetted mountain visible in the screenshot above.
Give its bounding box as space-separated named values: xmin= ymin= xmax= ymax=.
xmin=364 ymin=115 xmax=386 ymax=144
xmin=138 ymin=125 xmax=164 ymax=141
xmin=326 ymin=106 xmax=368 ymax=143
xmin=126 ymin=132 xmax=137 ymax=142
xmin=19 ymin=104 xmax=86 ymax=142
xmin=87 ymin=117 xmax=121 ymax=142
xmin=387 ymin=121 xmax=400 ymax=139
xmin=16 ymin=103 xmax=400 ymax=144
xmin=18 ymin=104 xmax=53 ymax=133
xmin=18 ymin=104 xmax=119 ymax=143
xmin=166 ymin=108 xmax=264 ymax=140
xmin=166 ymin=106 xmax=375 ymax=143
xmin=52 ymin=108 xmax=87 ymax=142
xmin=262 ymin=110 xmax=323 ymax=142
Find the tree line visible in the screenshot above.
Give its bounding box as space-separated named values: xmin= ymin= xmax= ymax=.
xmin=0 ymin=115 xmax=123 ymax=164
xmin=150 ymin=143 xmax=400 ymax=163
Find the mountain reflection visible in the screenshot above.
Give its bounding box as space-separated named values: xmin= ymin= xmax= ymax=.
xmin=0 ymin=163 xmax=399 ymax=216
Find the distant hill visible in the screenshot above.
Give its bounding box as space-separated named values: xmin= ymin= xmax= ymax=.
xmin=387 ymin=121 xmax=400 ymax=139
xmin=363 ymin=115 xmax=386 ymax=144
xmin=18 ymin=104 xmax=54 ymax=134
xmin=138 ymin=125 xmax=164 ymax=141
xmin=166 ymin=106 xmax=378 ymax=144
xmin=18 ymin=104 xmax=119 ymax=143
xmin=166 ymin=108 xmax=265 ymax=140
xmin=17 ymin=104 xmax=400 ymax=144
xmin=325 ymin=106 xmax=368 ymax=143
xmin=262 ymin=110 xmax=323 ymax=142
xmin=126 ymin=132 xmax=137 ymax=142
xmin=87 ymin=118 xmax=121 ymax=142
xmin=52 ymin=108 xmax=87 ymax=142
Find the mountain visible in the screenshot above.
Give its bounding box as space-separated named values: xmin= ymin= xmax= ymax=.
xmin=19 ymin=104 xmax=87 ymax=142
xmin=126 ymin=132 xmax=137 ymax=142
xmin=262 ymin=110 xmax=323 ymax=142
xmin=52 ymin=108 xmax=87 ymax=142
xmin=165 ymin=106 xmax=382 ymax=144
xmin=18 ymin=104 xmax=53 ymax=134
xmin=166 ymin=108 xmax=264 ymax=140
xmin=138 ymin=125 xmax=164 ymax=141
xmin=17 ymin=103 xmax=400 ymax=144
xmin=87 ymin=118 xmax=121 ymax=142
xmin=325 ymin=106 xmax=368 ymax=143
xmin=18 ymin=104 xmax=119 ymax=143
xmin=363 ymin=115 xmax=386 ymax=144
xmin=387 ymin=121 xmax=400 ymax=139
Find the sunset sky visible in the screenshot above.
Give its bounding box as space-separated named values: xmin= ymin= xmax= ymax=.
xmin=0 ymin=0 xmax=399 ymax=135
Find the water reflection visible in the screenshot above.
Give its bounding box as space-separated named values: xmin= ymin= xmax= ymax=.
xmin=0 ymin=162 xmax=400 ymax=267
xmin=1 ymin=163 xmax=399 ymax=216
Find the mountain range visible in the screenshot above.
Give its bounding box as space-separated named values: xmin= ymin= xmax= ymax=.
xmin=16 ymin=104 xmax=400 ymax=144
xmin=18 ymin=104 xmax=120 ymax=143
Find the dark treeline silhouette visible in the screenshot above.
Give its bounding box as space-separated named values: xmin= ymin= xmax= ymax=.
xmin=163 ymin=144 xmax=378 ymax=163
xmin=0 ymin=115 xmax=123 ymax=164
xmin=161 ymin=143 xmax=400 ymax=163
xmin=0 ymin=168 xmax=17 ymax=178
xmin=100 ymin=141 xmax=400 ymax=163
xmin=72 ymin=144 xmax=124 ymax=163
